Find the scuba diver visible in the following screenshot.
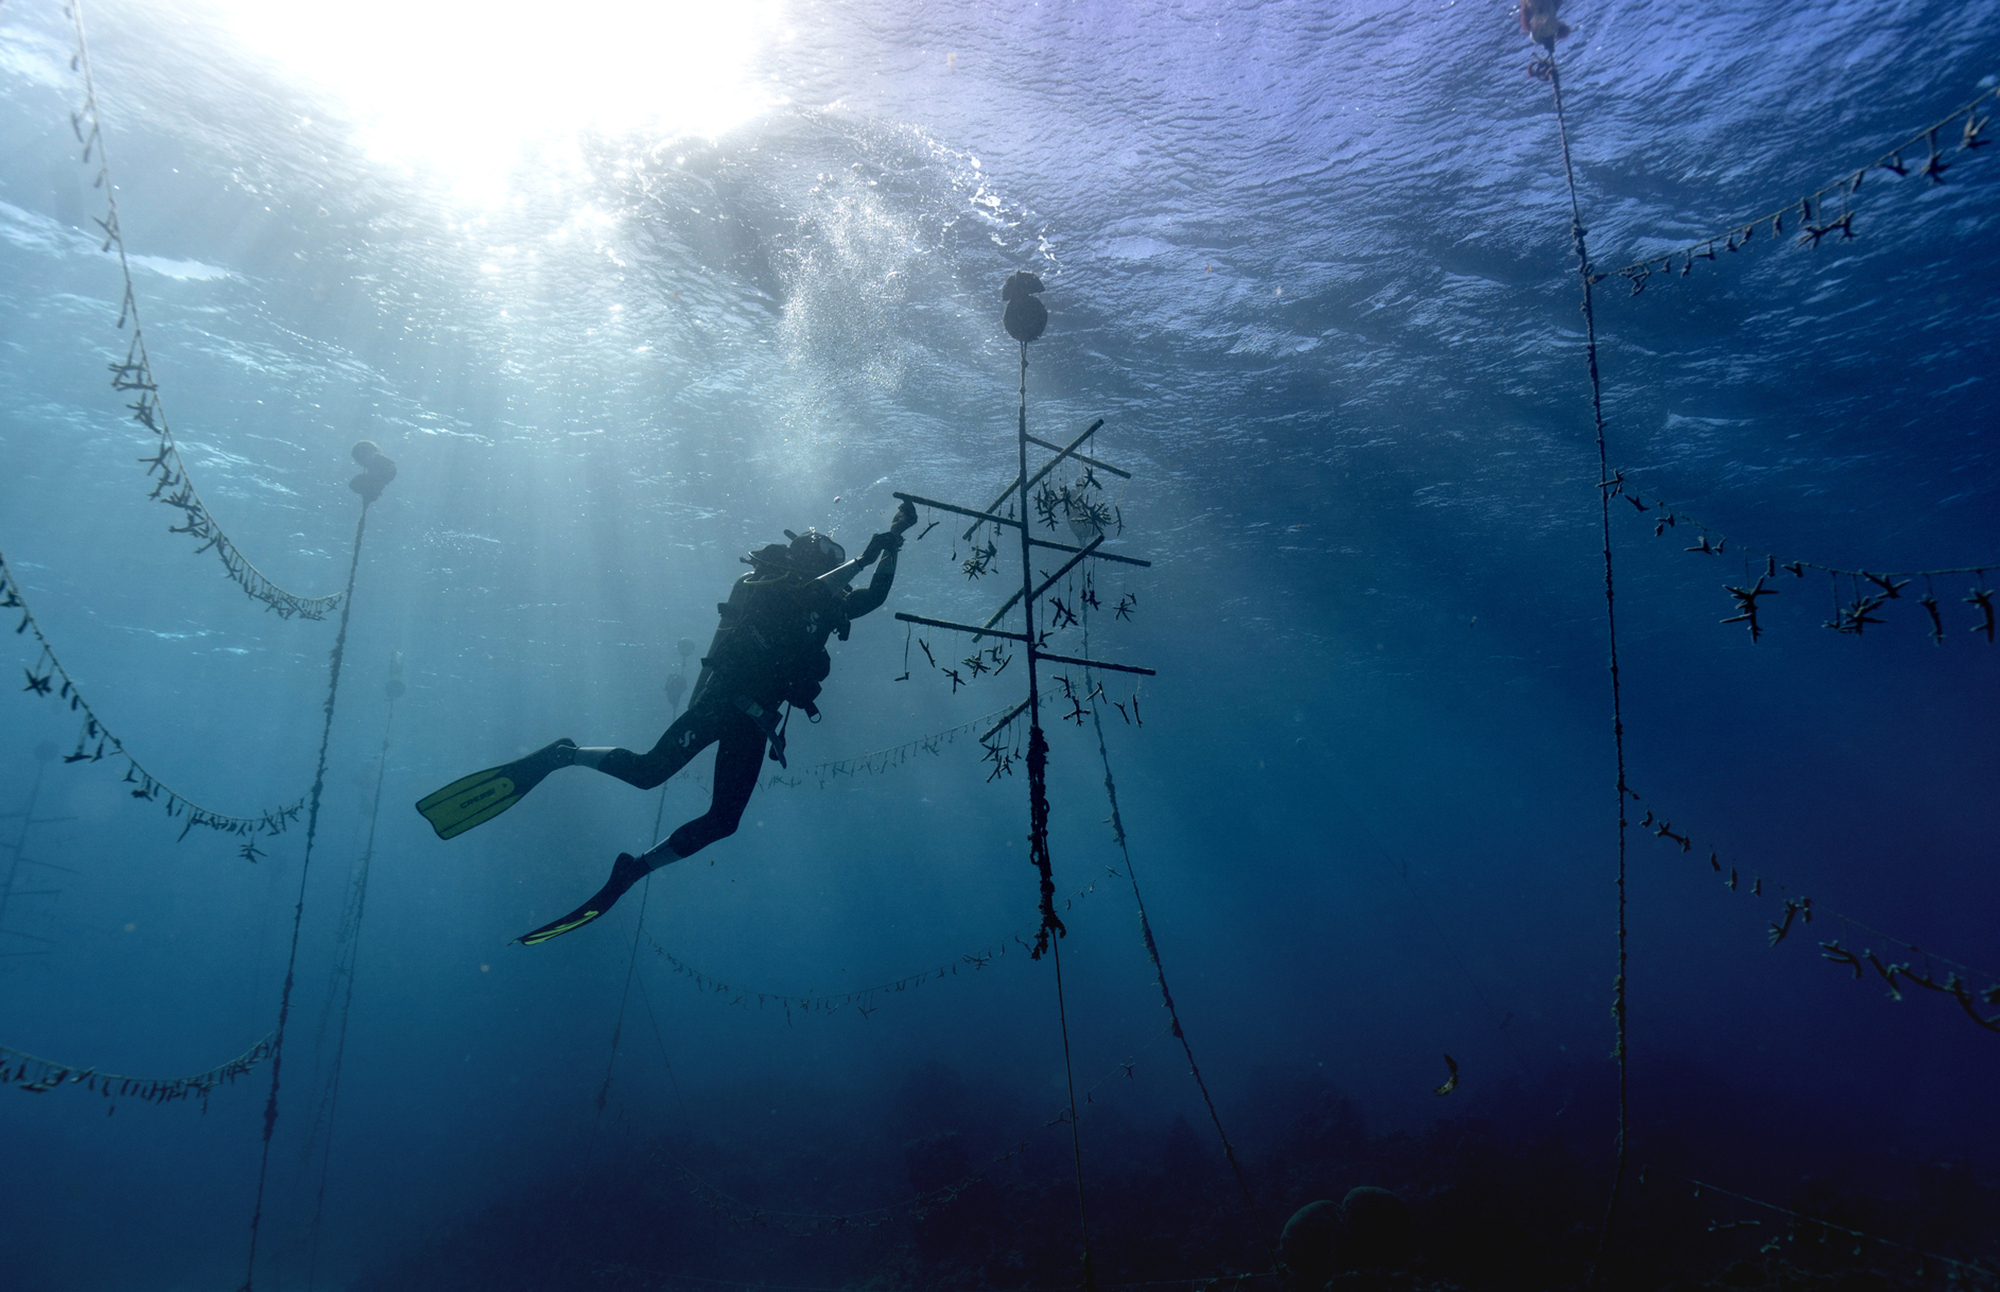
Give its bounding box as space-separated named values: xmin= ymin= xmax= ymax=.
xmin=417 ymin=500 xmax=919 ymax=945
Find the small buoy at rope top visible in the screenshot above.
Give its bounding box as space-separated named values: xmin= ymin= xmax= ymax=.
xmin=677 ymin=637 xmax=698 ymax=660
xmin=349 ymin=439 xmax=397 ymax=503
xmin=1518 ymin=0 xmax=1572 ymax=50
xmin=1001 ymin=269 xmax=1047 ymax=343
xmin=385 ymin=650 xmax=406 ymax=700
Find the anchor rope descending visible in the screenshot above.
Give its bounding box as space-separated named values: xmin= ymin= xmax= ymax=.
xmin=60 ymin=0 xmax=344 ymax=619
xmin=301 ymin=681 xmax=398 ymax=1291
xmin=1080 ymin=601 xmax=1280 ymax=1275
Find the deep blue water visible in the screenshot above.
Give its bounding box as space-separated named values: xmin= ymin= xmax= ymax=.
xmin=1 ymin=0 xmax=1997 ymax=1288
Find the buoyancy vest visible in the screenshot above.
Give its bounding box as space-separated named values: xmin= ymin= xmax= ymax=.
xmin=700 ymin=571 xmax=850 ymax=712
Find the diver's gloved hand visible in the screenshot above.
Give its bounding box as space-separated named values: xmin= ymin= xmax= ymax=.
xmin=861 ymin=500 xmax=919 ymax=565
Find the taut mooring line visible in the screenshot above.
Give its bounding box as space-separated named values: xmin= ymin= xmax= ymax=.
xmin=240 ymin=500 xmax=374 ymax=1292
xmin=1534 ymin=46 xmax=1632 ymax=1287
xmin=302 ymin=660 xmax=400 ymax=1291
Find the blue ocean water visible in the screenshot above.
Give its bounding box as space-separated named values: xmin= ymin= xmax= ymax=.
xmin=1 ymin=0 xmax=1996 ymax=1288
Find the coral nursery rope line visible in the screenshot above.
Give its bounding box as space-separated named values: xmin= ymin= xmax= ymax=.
xmin=642 ymin=869 xmax=1114 ymax=1018
xmin=1 ymin=550 xmax=304 ymax=840
xmin=1538 ymin=47 xmax=1633 ymax=1286
xmin=1606 ymin=480 xmax=1999 ymax=643
xmin=62 ymin=0 xmax=342 ymax=619
xmin=759 ymin=706 xmax=1015 ymax=790
xmin=1596 ymin=86 xmax=1998 ymax=291
xmin=1627 ymin=792 xmax=2000 ymax=1036
xmin=1638 ymin=1166 xmax=1998 ymax=1283
xmin=0 ymin=1031 xmax=275 ymax=1107
xmin=1611 ymin=480 xmax=2000 ymax=582
xmin=241 ymin=503 xmax=371 ymax=1292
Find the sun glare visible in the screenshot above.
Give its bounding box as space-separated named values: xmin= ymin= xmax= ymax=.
xmin=197 ymin=0 xmax=786 ymax=200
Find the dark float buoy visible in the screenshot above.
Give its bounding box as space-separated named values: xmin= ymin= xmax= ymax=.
xmin=349 ymin=440 xmax=397 ymax=503
xmin=1002 ymin=269 xmax=1047 ymax=343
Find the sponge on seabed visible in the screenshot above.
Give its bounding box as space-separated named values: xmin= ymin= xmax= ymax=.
xmin=1279 ymin=1187 xmax=1418 ymax=1289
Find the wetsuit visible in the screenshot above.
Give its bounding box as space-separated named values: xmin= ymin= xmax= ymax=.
xmin=590 ymin=536 xmax=902 ymax=866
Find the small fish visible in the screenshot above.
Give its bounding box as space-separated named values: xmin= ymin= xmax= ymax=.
xmin=1433 ymin=1053 xmax=1460 ymax=1096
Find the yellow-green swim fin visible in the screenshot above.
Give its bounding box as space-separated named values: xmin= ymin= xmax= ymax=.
xmin=515 ymin=851 xmax=651 ymax=946
xmin=415 ymin=738 xmax=576 ymax=840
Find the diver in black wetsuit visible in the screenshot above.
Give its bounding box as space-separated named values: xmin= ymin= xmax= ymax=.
xmin=415 ymin=500 xmax=917 ymax=945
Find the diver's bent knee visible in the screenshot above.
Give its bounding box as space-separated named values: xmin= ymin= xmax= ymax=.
xmin=600 ymin=749 xmax=671 ymax=790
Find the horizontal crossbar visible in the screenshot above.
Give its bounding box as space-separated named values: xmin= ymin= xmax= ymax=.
xmin=1036 ymin=650 xmax=1156 ymax=677
xmin=896 ymin=492 xmax=1020 ymax=531
xmin=981 ymin=698 xmax=1032 ymax=744
xmin=1025 ymin=433 xmax=1130 ymax=480
xmin=1030 ymin=537 xmax=1150 ymax=568
xmin=1028 ymin=535 xmax=1104 ymax=603
xmin=894 ymin=612 xmax=1029 ymax=643
xmin=900 ymin=492 xmax=1151 ymax=568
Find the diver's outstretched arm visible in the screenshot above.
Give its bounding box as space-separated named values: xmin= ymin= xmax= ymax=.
xmin=843 ymin=539 xmax=900 ymax=619
xmin=844 ymin=501 xmax=917 ymax=619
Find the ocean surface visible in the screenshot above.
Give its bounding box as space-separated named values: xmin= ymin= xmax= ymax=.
xmin=1 ymin=0 xmax=1996 ymax=1288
